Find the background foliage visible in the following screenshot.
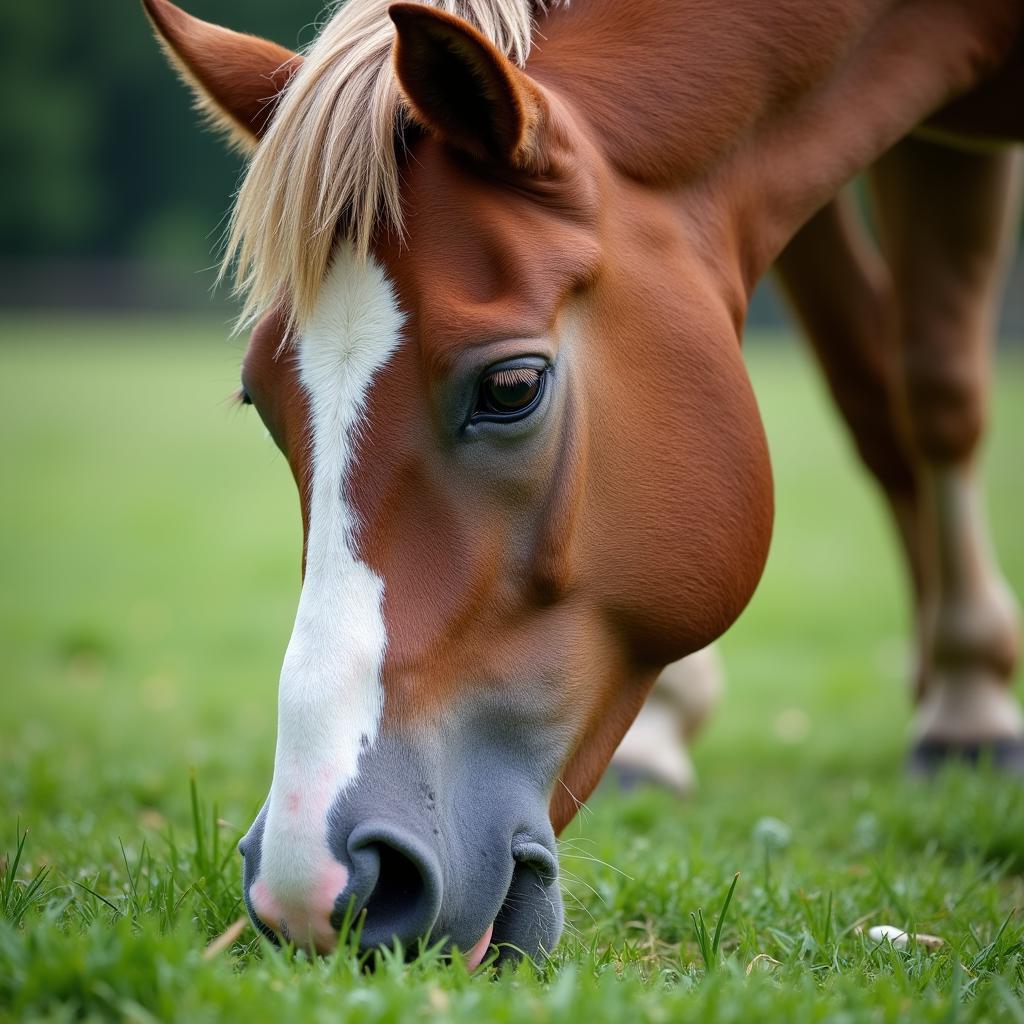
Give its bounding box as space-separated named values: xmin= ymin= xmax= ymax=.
xmin=3 ymin=2 xmax=1021 ymax=324
xmin=1 ymin=2 xmax=320 ymax=305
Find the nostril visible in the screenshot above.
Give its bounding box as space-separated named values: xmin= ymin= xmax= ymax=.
xmin=343 ymin=825 xmax=443 ymax=949
xmin=511 ymin=836 xmax=558 ymax=886
xmin=363 ymin=842 xmax=428 ymax=924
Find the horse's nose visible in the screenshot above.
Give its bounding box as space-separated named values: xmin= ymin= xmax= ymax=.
xmin=343 ymin=821 xmax=444 ymax=950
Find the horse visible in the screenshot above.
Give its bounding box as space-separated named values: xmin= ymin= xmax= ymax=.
xmin=143 ymin=0 xmax=1024 ymax=965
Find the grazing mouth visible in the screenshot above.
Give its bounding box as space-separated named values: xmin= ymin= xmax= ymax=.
xmin=240 ymin=722 xmax=565 ymax=966
xmin=242 ymin=838 xmax=563 ymax=967
xmin=481 ymin=844 xmax=563 ymax=966
xmin=428 ymin=841 xmax=562 ymax=969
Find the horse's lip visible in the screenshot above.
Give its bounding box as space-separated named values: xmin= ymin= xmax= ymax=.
xmin=456 ymin=836 xmax=554 ymax=969
xmin=465 ymin=922 xmax=495 ymax=971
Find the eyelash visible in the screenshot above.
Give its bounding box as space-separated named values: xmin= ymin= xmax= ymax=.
xmin=471 ymin=362 xmax=548 ymax=424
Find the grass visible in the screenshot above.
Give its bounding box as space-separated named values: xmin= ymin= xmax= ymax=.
xmin=1 ymin=314 xmax=1023 ymax=1022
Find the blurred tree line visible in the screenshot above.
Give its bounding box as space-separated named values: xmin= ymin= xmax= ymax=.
xmin=1 ymin=1 xmax=322 ymax=304
xmin=1 ymin=2 xmax=1020 ymax=323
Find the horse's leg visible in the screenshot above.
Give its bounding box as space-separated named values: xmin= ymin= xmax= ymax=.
xmin=774 ymin=190 xmax=922 ymax=563
xmin=774 ymin=192 xmax=929 ymax=674
xmin=610 ymin=647 xmax=723 ymax=793
xmin=869 ymin=137 xmax=1024 ymax=770
xmin=775 ymin=141 xmax=1024 ymax=771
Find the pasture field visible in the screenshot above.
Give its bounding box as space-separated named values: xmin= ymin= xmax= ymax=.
xmin=1 ymin=316 xmax=1023 ymax=1022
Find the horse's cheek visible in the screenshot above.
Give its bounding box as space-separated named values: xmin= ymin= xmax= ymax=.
xmin=588 ymin=345 xmax=774 ymax=664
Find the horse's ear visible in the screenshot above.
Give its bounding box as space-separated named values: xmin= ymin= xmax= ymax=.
xmin=389 ymin=3 xmax=549 ymax=171
xmin=142 ymin=0 xmax=302 ymax=151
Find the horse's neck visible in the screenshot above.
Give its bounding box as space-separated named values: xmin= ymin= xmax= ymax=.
xmin=531 ymin=0 xmax=886 ymax=182
xmin=532 ymin=0 xmax=1021 ymax=288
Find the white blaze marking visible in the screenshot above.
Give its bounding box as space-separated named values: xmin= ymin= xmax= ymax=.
xmin=253 ymin=247 xmax=404 ymax=946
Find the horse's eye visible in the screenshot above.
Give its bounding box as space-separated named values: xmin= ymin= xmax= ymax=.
xmin=474 ymin=365 xmax=546 ymax=422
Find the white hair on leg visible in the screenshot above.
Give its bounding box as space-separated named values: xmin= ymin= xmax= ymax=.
xmin=611 ymin=646 xmax=724 ymax=793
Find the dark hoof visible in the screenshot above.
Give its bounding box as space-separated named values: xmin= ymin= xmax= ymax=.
xmin=600 ymin=762 xmax=690 ymax=796
xmin=908 ymin=738 xmax=1024 ymax=776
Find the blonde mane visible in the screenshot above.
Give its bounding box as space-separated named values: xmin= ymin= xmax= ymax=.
xmin=222 ymin=0 xmax=553 ymax=330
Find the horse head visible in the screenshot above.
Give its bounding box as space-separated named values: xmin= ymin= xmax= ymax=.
xmin=145 ymin=0 xmax=773 ymax=964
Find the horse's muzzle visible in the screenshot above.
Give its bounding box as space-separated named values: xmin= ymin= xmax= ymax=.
xmin=238 ymin=719 xmax=564 ymax=964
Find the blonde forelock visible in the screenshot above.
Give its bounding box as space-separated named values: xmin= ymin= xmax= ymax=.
xmin=221 ymin=0 xmax=554 ymax=332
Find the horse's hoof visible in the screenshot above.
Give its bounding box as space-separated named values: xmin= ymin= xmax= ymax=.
xmin=907 ymin=738 xmax=1024 ymax=776
xmin=601 ymin=761 xmax=692 ymax=796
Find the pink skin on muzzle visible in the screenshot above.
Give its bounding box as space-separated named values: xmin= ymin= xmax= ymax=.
xmin=249 ymin=859 xmax=350 ymax=954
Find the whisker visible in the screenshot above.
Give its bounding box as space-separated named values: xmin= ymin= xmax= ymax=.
xmin=557 ymin=779 xmax=592 ymax=820
xmin=558 ymin=851 xmax=634 ymax=880
xmin=558 ymin=884 xmax=598 ymax=924
xmin=557 ymin=868 xmax=607 ymax=906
